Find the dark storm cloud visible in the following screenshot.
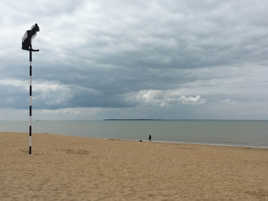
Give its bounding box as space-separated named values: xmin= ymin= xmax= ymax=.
xmin=1 ymin=0 xmax=268 ymax=119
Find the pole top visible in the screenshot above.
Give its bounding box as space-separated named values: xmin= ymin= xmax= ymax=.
xmin=22 ymin=23 xmax=40 ymax=52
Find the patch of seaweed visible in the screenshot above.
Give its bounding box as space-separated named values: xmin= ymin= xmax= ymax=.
xmin=63 ymin=149 xmax=90 ymax=155
xmin=245 ymin=189 xmax=268 ymax=200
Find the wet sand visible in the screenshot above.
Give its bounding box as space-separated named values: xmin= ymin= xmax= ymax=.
xmin=0 ymin=132 xmax=268 ymax=201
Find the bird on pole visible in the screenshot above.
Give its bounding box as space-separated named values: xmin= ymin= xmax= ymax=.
xmin=22 ymin=23 xmax=40 ymax=155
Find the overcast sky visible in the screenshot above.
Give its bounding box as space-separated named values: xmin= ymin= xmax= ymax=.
xmin=0 ymin=0 xmax=268 ymax=120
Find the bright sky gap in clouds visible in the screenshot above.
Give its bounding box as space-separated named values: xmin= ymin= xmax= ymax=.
xmin=1 ymin=0 xmax=268 ymax=120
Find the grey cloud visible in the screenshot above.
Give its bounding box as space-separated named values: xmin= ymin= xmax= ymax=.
xmin=1 ymin=0 xmax=268 ymax=119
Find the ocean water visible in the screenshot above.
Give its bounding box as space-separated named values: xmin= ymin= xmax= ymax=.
xmin=0 ymin=120 xmax=268 ymax=148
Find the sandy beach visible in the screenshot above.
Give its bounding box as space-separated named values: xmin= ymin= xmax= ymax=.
xmin=0 ymin=132 xmax=268 ymax=201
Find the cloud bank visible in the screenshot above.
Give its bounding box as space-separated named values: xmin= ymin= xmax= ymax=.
xmin=0 ymin=0 xmax=268 ymax=119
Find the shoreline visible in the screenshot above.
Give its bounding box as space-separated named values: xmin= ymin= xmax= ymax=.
xmin=3 ymin=131 xmax=268 ymax=150
xmin=113 ymin=138 xmax=268 ymax=150
xmin=152 ymin=140 xmax=268 ymax=150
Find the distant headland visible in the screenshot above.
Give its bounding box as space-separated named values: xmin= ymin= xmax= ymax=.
xmin=104 ymin=119 xmax=163 ymax=121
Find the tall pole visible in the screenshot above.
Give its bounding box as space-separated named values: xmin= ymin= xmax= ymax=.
xmin=29 ymin=50 xmax=32 ymax=155
xmin=22 ymin=23 xmax=40 ymax=155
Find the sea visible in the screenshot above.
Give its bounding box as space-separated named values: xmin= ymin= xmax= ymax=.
xmin=1 ymin=120 xmax=268 ymax=148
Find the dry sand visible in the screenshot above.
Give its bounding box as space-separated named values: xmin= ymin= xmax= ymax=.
xmin=0 ymin=132 xmax=268 ymax=201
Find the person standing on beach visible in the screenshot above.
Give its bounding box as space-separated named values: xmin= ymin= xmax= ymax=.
xmin=148 ymin=128 xmax=152 ymax=141
xmin=148 ymin=134 xmax=152 ymax=141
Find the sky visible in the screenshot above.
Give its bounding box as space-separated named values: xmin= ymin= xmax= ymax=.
xmin=0 ymin=0 xmax=268 ymax=120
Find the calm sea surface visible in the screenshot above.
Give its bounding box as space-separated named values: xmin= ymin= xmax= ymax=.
xmin=1 ymin=120 xmax=268 ymax=148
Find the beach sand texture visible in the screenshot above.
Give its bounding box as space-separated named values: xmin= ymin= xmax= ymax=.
xmin=0 ymin=132 xmax=268 ymax=201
